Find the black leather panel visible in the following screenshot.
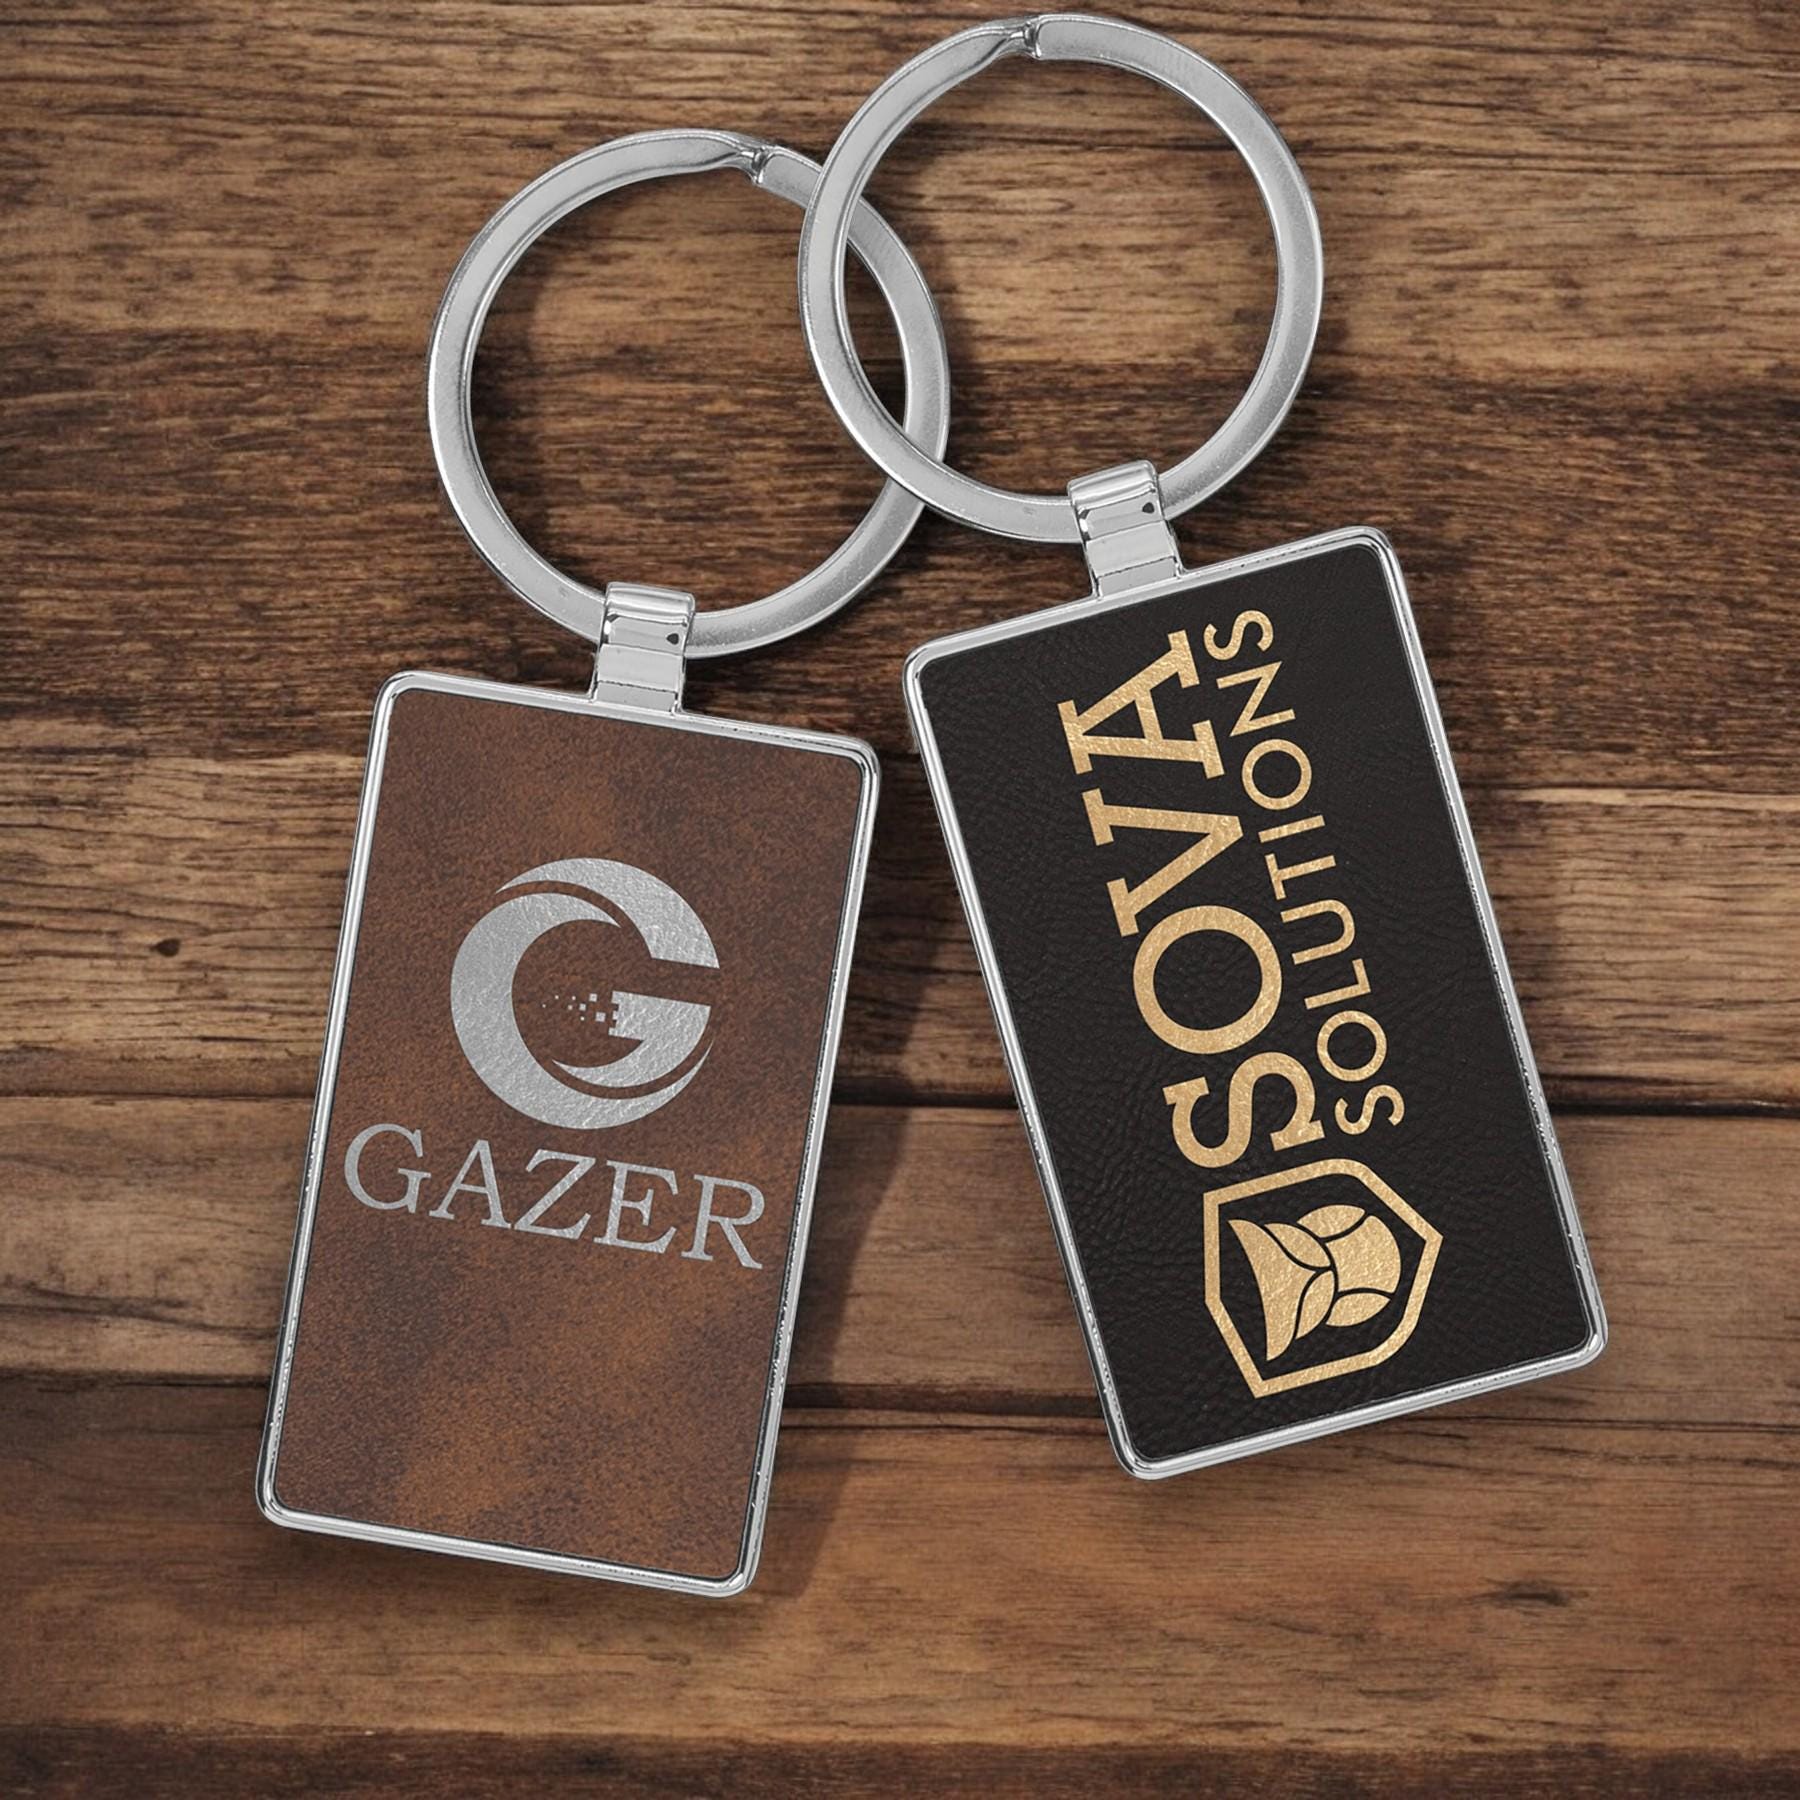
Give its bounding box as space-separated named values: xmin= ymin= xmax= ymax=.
xmin=912 ymin=535 xmax=1599 ymax=1467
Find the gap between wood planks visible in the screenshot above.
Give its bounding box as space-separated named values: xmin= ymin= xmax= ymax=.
xmin=3 ymin=1725 xmax=1798 ymax=1800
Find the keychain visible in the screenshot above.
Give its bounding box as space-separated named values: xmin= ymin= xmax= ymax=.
xmin=258 ymin=130 xmax=950 ymax=1591
xmin=799 ymin=16 xmax=1606 ymax=1475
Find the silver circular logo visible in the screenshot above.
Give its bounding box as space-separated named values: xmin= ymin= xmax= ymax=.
xmin=449 ymin=859 xmax=717 ymax=1129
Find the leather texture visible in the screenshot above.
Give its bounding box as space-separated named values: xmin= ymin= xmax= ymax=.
xmin=267 ymin=681 xmax=867 ymax=1581
xmin=914 ymin=537 xmax=1598 ymax=1467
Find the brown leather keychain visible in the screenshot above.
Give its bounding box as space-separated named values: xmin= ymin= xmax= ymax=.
xmin=257 ymin=130 xmax=949 ymax=1592
xmin=799 ymin=15 xmax=1606 ymax=1476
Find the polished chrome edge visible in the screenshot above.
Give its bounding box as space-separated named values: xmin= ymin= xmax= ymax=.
xmin=903 ymin=526 xmax=1606 ymax=1478
xmin=255 ymin=669 xmax=879 ymax=1592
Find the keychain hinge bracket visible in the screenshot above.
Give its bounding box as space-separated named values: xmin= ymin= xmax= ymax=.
xmin=589 ymin=583 xmax=695 ymax=712
xmin=1069 ymin=461 xmax=1183 ymax=598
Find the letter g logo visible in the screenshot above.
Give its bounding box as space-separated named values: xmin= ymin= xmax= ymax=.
xmin=449 ymin=859 xmax=717 ymax=1130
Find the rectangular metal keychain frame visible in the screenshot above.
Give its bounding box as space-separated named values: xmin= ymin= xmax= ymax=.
xmin=259 ymin=670 xmax=877 ymax=1592
xmin=251 ymin=117 xmax=964 ymax=1593
xmin=905 ymin=526 xmax=1606 ymax=1477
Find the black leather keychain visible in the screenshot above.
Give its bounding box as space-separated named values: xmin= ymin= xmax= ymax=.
xmin=798 ymin=14 xmax=1605 ymax=1475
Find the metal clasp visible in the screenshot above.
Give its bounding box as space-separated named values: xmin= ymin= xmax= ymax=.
xmin=1068 ymin=461 xmax=1183 ymax=598
xmin=589 ymin=583 xmax=695 ymax=711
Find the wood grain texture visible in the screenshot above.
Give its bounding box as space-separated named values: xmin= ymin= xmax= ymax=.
xmin=5 ymin=1 xmax=1792 ymax=375
xmin=1 ymin=4 xmax=1795 ymax=786
xmin=2 ymin=1104 xmax=1794 ymax=1434
xmin=5 ymin=753 xmax=1797 ymax=1104
xmin=3 ymin=348 xmax=1793 ymax=792
xmin=4 ymin=1380 xmax=1797 ymax=1751
xmin=3 ymin=0 xmax=1796 ymax=1790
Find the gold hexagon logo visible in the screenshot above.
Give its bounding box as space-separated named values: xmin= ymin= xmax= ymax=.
xmin=1204 ymin=1158 xmax=1441 ymax=1396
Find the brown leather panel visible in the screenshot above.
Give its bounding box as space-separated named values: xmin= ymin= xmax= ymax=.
xmin=268 ymin=680 xmax=867 ymax=1582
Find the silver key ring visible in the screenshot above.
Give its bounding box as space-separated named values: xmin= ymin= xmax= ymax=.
xmin=428 ymin=129 xmax=951 ymax=656
xmin=798 ymin=14 xmax=1324 ymax=545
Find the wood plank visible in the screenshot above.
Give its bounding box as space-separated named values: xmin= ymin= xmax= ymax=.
xmin=5 ymin=1724 xmax=1796 ymax=1799
xmin=2 ymin=1378 xmax=1794 ymax=1751
xmin=3 ymin=752 xmax=1795 ymax=1105
xmin=2 ymin=10 xmax=1795 ymax=786
xmin=1 ymin=343 xmax=1792 ymax=793
xmin=2 ymin=3 xmax=1792 ymax=376
xmin=4 ymin=1104 xmax=1794 ymax=1437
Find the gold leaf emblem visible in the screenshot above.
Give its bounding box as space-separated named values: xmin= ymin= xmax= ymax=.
xmin=1228 ymin=1207 xmax=1402 ymax=1360
xmin=1204 ymin=1159 xmax=1442 ymax=1396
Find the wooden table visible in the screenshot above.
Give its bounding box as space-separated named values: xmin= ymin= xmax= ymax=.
xmin=4 ymin=2 xmax=1796 ymax=1792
